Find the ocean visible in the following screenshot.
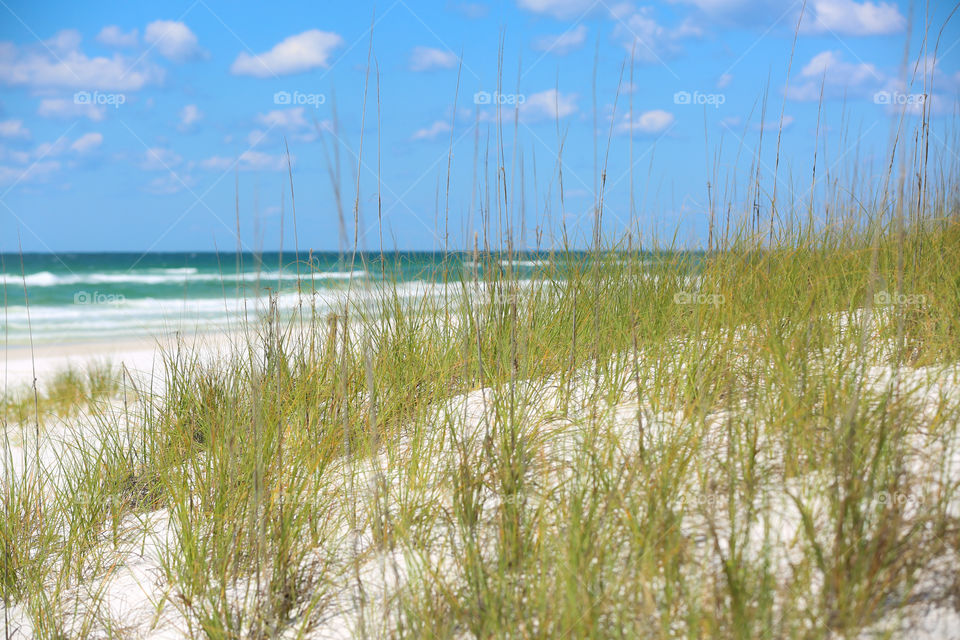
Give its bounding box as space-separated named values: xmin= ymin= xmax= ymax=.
xmin=0 ymin=252 xmax=549 ymax=346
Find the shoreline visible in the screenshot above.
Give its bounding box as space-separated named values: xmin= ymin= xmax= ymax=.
xmin=1 ymin=330 xmax=237 ymax=391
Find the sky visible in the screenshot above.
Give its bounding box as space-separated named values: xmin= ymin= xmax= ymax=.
xmin=0 ymin=0 xmax=957 ymax=253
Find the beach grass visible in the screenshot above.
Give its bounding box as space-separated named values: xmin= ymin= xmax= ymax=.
xmin=1 ymin=361 xmax=119 ymax=429
xmin=3 ymin=212 xmax=959 ymax=637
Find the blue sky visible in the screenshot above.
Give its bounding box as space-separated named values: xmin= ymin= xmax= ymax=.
xmin=0 ymin=0 xmax=957 ymax=252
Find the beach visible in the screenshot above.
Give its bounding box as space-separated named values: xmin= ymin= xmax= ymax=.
xmin=3 ymin=241 xmax=960 ymax=638
xmin=3 ymin=337 xmax=168 ymax=390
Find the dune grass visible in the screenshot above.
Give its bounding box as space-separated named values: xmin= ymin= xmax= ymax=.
xmin=2 ymin=210 xmax=959 ymax=638
xmin=1 ymin=361 xmax=119 ymax=429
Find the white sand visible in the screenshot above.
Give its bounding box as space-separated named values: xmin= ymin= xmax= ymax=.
xmin=1 ymin=330 xmax=246 ymax=393
xmin=2 ymin=336 xmax=959 ymax=638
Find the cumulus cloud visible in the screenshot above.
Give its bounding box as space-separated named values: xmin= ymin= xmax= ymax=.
xmin=519 ymin=89 xmax=578 ymax=123
xmin=409 ymin=46 xmax=458 ymax=71
xmin=230 ymin=30 xmax=343 ymax=77
xmin=140 ymin=147 xmax=183 ymax=170
xmin=612 ymin=6 xmax=702 ymax=62
xmin=145 ymin=171 xmax=195 ymax=195
xmin=532 ymin=25 xmax=588 ymax=55
xmin=785 ymin=50 xmax=883 ymax=100
xmin=144 ymin=20 xmax=205 ymax=62
xmin=70 ymin=132 xmax=103 ymax=153
xmin=615 ymin=109 xmax=676 ymax=135
xmin=33 ymin=138 xmax=72 ymax=158
xmin=97 ymin=25 xmax=139 ymax=48
xmin=454 ymin=2 xmax=489 ymax=18
xmin=672 ymin=0 xmax=757 ymax=9
xmin=44 ymin=29 xmax=83 ymax=53
xmin=179 ymin=104 xmax=202 ymax=131
xmin=37 ymin=97 xmax=106 ymax=121
xmin=0 ymin=161 xmax=60 ymax=188
xmin=0 ymin=119 xmax=30 ymax=139
xmin=411 ymin=120 xmax=452 ymax=141
xmin=0 ymin=36 xmax=162 ymax=90
xmin=801 ymin=0 xmax=905 ymax=36
xmin=668 ymin=0 xmax=790 ymax=26
xmin=248 ymin=107 xmax=321 ymax=145
xmin=0 ymin=131 xmax=106 ymax=186
xmin=201 ymin=151 xmax=290 ymax=172
xmin=757 ymin=115 xmax=795 ymax=130
xmin=256 ymin=107 xmax=309 ymax=130
xmin=517 ymin=0 xmax=597 ymax=19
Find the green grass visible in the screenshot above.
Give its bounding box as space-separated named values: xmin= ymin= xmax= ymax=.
xmin=3 ymin=216 xmax=959 ymax=638
xmin=1 ymin=361 xmax=120 ymax=428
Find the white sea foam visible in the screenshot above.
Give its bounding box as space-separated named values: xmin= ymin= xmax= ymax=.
xmin=0 ymin=269 xmax=367 ymax=287
xmin=0 ymin=279 xmax=445 ymax=345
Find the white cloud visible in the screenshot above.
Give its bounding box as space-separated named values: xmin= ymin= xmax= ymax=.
xmin=409 ymin=46 xmax=458 ymax=71
xmin=455 ymin=2 xmax=489 ymax=18
xmin=70 ymin=132 xmax=102 ymax=153
xmin=248 ymin=129 xmax=268 ymax=146
xmin=673 ymin=0 xmax=753 ymax=8
xmin=668 ymin=0 xmax=785 ymax=24
xmin=144 ymin=20 xmax=205 ymax=62
xmin=141 ymin=147 xmax=183 ymax=170
xmin=145 ymin=171 xmax=194 ymax=195
xmin=895 ymin=92 xmax=955 ymax=118
xmin=37 ymin=97 xmax=106 ymax=121
xmin=801 ymin=0 xmax=905 ymax=36
xmin=97 ymin=25 xmax=139 ymax=48
xmin=201 ymin=151 xmax=290 ymax=172
xmin=757 ymin=115 xmax=795 ymax=130
xmin=0 ymin=161 xmax=60 ymax=187
xmin=0 ymin=39 xmax=162 ymax=90
xmin=230 ymin=30 xmax=343 ymax=77
xmin=517 ymin=0 xmax=596 ymax=19
xmin=871 ymin=57 xmax=959 ymax=117
xmin=800 ymin=50 xmax=878 ymax=84
xmin=0 ymin=146 xmax=30 ymax=164
xmin=616 ymin=109 xmax=676 ymax=135
xmin=240 ymin=151 xmax=290 ymax=171
xmin=518 ymin=89 xmax=578 ymax=123
xmin=45 ymin=30 xmax=82 ymax=53
xmin=249 ymin=108 xmax=322 ymax=145
xmin=786 ymin=50 xmax=883 ymax=100
xmin=179 ymin=104 xmax=202 ymax=131
xmin=0 ymin=119 xmax=29 ymax=139
xmin=532 ymin=25 xmax=588 ymax=55
xmin=411 ymin=120 xmax=452 ymax=141
xmin=256 ymin=107 xmax=309 ymax=130
xmin=33 ymin=139 xmax=71 ymax=158
xmin=612 ymin=7 xmax=702 ymax=62
xmin=0 ymin=131 xmax=103 ymax=186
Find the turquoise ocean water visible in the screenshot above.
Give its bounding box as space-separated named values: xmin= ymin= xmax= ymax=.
xmin=0 ymin=252 xmax=548 ymax=346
